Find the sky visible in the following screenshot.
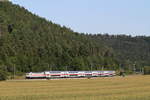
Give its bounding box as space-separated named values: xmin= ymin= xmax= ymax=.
xmin=10 ymin=0 xmax=150 ymax=36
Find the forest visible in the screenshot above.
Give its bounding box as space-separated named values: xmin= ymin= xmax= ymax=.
xmin=0 ymin=2 xmax=150 ymax=76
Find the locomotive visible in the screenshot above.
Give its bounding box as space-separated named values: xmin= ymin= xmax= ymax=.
xmin=26 ymin=71 xmax=116 ymax=79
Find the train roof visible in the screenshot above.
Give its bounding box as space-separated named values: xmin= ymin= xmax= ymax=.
xmin=44 ymin=71 xmax=115 ymax=72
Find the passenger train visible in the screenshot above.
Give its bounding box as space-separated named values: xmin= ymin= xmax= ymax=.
xmin=26 ymin=71 xmax=116 ymax=79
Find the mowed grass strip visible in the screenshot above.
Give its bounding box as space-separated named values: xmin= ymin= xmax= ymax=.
xmin=0 ymin=75 xmax=150 ymax=100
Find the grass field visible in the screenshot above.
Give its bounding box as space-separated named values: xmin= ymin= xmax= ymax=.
xmin=0 ymin=75 xmax=150 ymax=100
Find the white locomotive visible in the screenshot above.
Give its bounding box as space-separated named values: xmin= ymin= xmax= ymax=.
xmin=26 ymin=71 xmax=116 ymax=79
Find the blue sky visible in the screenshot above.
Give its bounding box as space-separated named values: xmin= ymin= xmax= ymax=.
xmin=11 ymin=0 xmax=150 ymax=36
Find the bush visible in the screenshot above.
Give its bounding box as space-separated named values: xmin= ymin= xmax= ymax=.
xmin=0 ymin=70 xmax=8 ymax=81
xmin=144 ymin=66 xmax=150 ymax=75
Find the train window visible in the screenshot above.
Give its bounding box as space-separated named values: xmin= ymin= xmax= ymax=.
xmin=70 ymin=75 xmax=78 ymax=76
xmin=51 ymin=75 xmax=60 ymax=76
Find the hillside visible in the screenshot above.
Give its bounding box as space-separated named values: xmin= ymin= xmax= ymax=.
xmin=90 ymin=34 xmax=150 ymax=71
xmin=0 ymin=2 xmax=116 ymax=73
xmin=0 ymin=2 xmax=150 ymax=75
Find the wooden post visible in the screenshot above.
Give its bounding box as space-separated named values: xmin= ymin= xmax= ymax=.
xmin=13 ymin=64 xmax=15 ymax=79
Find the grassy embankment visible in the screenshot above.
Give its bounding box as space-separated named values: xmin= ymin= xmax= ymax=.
xmin=0 ymin=75 xmax=150 ymax=100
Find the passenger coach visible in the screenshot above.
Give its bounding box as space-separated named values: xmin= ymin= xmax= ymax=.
xmin=26 ymin=71 xmax=116 ymax=79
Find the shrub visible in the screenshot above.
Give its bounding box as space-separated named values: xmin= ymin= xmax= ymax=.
xmin=0 ymin=70 xmax=8 ymax=81
xmin=144 ymin=66 xmax=150 ymax=75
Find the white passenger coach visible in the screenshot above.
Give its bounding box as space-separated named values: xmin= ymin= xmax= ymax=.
xmin=26 ymin=71 xmax=116 ymax=79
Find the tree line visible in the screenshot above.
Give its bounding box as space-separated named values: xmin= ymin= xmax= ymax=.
xmin=0 ymin=2 xmax=150 ymax=79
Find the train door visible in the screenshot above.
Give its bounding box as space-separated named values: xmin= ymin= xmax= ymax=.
xmin=61 ymin=72 xmax=68 ymax=78
xmin=103 ymin=71 xmax=109 ymax=76
xmin=78 ymin=72 xmax=85 ymax=77
xmin=92 ymin=71 xmax=98 ymax=77
xmin=45 ymin=71 xmax=50 ymax=79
